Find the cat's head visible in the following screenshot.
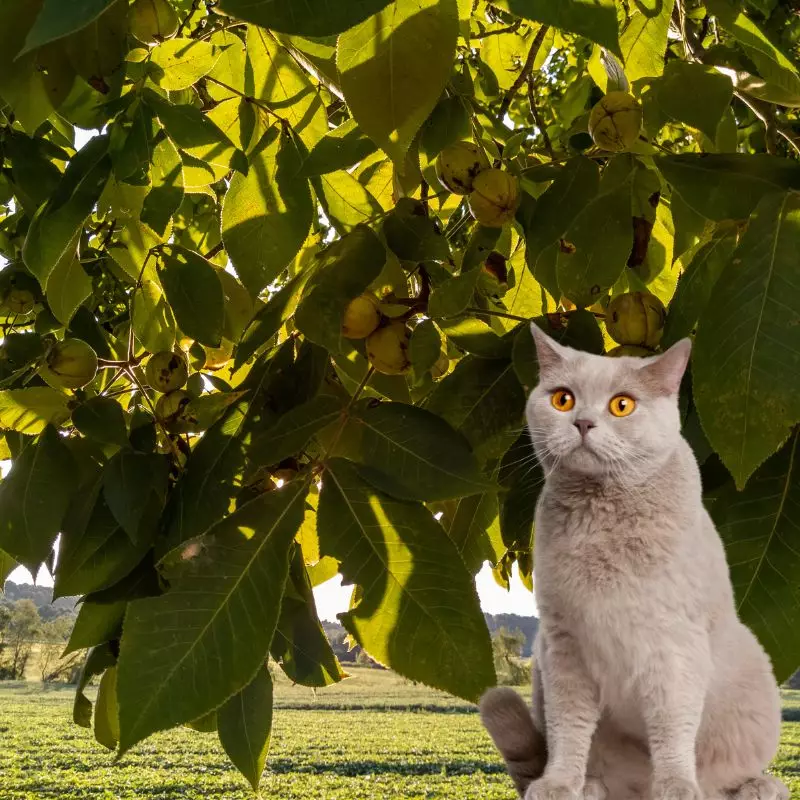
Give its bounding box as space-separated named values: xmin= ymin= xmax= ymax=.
xmin=526 ymin=324 xmax=692 ymax=479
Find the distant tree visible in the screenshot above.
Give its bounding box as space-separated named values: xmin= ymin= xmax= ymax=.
xmin=38 ymin=617 xmax=82 ymax=683
xmin=0 ymin=599 xmax=41 ymax=679
xmin=492 ymin=626 xmax=528 ymax=686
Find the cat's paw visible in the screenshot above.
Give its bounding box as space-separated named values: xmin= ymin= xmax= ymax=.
xmin=524 ymin=778 xmax=580 ymax=800
xmin=583 ymin=778 xmax=608 ymax=800
xmin=732 ymin=776 xmax=789 ymax=800
xmin=651 ymin=777 xmax=702 ymax=800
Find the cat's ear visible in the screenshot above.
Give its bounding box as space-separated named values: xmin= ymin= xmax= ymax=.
xmin=638 ymin=338 xmax=692 ymax=395
xmin=530 ymin=323 xmax=570 ymax=372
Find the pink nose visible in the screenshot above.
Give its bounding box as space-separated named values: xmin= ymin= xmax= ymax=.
xmin=574 ymin=419 xmax=596 ymax=438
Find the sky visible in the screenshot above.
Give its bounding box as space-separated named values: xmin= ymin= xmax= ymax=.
xmin=9 ymin=562 xmax=536 ymax=621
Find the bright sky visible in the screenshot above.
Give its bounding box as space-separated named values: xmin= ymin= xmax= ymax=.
xmin=9 ymin=561 xmax=535 ymax=621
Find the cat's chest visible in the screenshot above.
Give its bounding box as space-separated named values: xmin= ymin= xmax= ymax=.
xmin=535 ymin=493 xmax=668 ymax=593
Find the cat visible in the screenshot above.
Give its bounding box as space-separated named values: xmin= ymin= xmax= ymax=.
xmin=479 ymin=325 xmax=788 ymax=800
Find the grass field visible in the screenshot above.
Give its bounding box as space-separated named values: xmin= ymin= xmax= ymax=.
xmin=0 ymin=669 xmax=798 ymax=799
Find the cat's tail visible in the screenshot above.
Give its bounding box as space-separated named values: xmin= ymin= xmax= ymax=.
xmin=479 ymin=687 xmax=547 ymax=796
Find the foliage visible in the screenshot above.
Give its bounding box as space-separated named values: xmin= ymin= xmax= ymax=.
xmin=491 ymin=625 xmax=529 ymax=686
xmin=0 ymin=599 xmax=40 ymax=679
xmin=0 ymin=0 xmax=799 ymax=787
xmin=1 ymin=678 xmax=799 ymax=799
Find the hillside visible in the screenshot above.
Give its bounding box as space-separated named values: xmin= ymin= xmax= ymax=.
xmin=1 ymin=582 xmax=79 ymax=621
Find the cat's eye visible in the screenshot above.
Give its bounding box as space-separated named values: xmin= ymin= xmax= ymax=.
xmin=609 ymin=395 xmax=636 ymax=418
xmin=551 ymin=389 xmax=575 ymax=412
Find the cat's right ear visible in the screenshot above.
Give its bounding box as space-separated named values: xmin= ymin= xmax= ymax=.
xmin=530 ymin=323 xmax=569 ymax=373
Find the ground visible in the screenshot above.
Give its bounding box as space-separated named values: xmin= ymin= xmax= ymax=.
xmin=0 ymin=669 xmax=798 ymax=799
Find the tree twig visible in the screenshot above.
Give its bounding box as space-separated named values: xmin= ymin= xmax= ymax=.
xmin=499 ymin=25 xmax=550 ymax=118
xmin=527 ymin=76 xmax=554 ymax=159
xmin=205 ymin=76 xmax=290 ymax=126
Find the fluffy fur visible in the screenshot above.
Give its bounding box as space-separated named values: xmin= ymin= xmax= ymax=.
xmin=480 ymin=327 xmax=787 ymax=800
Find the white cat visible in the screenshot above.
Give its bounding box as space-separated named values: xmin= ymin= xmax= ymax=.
xmin=480 ymin=326 xmax=788 ymax=800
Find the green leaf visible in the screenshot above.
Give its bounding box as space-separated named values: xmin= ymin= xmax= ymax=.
xmin=409 ymin=319 xmax=442 ymax=379
xmin=694 ymin=192 xmax=800 ymax=488
xmin=447 ymin=492 xmax=505 ymax=575
xmin=498 ymin=0 xmax=620 ymax=57
xmin=425 ymin=356 xmax=526 ymax=461
xmin=301 ymin=119 xmax=379 ymax=177
xmin=523 ymin=156 xmax=600 ymax=298
xmin=383 ymin=198 xmax=450 ymax=262
xmin=248 ymin=395 xmax=343 ymax=469
xmin=347 ymin=402 xmax=494 ymax=502
xmin=74 ymin=643 xmax=116 ymax=728
xmin=656 ymin=154 xmax=800 ymax=221
xmin=150 ymin=38 xmax=224 ymax=91
xmin=46 ymin=247 xmax=92 ymax=326
xmin=103 ymin=452 xmax=170 ymax=544
xmin=23 ymin=135 xmax=111 ymax=286
xmin=271 ymin=547 xmax=345 ymax=687
xmin=117 ymin=482 xmax=307 ymax=756
xmin=133 ymin=279 xmax=177 ymax=353
xmin=159 ymin=245 xmax=225 ymax=348
xmin=294 ymin=225 xmax=386 ymax=352
xmin=318 ymin=458 xmax=495 ymax=702
xmin=218 ymin=667 xmax=274 ymax=792
xmin=55 ymin=488 xmax=153 ymax=599
xmin=0 ymin=548 xmax=18 ymax=586
xmin=0 ymin=387 xmax=71 ymax=434
xmin=235 ymin=273 xmax=309 ymax=369
xmin=163 ymin=345 xmax=295 ymax=552
xmin=94 ymin=665 xmax=120 ymax=751
xmin=247 ymin=26 xmax=328 ymax=146
xmin=0 ymin=426 xmax=77 ymax=572
xmin=72 ymin=397 xmax=129 ymax=448
xmin=708 ymin=0 xmax=800 ymax=107
xmin=65 ymin=599 xmax=126 ymax=655
xmin=439 ymin=318 xmax=511 ymax=359
xmin=419 ymin=95 xmax=471 ymax=161
xmin=142 ymin=135 xmax=184 ymax=237
xmin=337 ymin=0 xmax=459 ymax=166
xmin=428 ymin=271 xmax=480 ymax=319
xmin=657 ymin=62 xmax=733 ymax=140
xmin=618 ymin=0 xmax=675 ymax=82
xmin=713 ymin=432 xmax=800 ymax=682
xmin=143 ymin=89 xmax=243 ymax=175
xmin=217 ymin=0 xmax=392 ymax=36
xmin=498 ymin=430 xmax=542 ymax=551
xmin=557 ymin=177 xmax=633 ymax=308
xmin=662 ymin=227 xmax=738 ymax=347
xmin=22 ymin=0 xmax=116 ymax=54
xmin=222 ymin=129 xmax=314 ymax=297
xmin=316 ymin=170 xmax=382 ymax=232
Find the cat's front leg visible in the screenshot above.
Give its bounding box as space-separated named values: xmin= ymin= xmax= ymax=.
xmin=526 ymin=628 xmax=600 ymax=800
xmin=642 ymin=647 xmax=710 ymax=800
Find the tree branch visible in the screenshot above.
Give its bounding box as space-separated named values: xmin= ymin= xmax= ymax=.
xmin=499 ymin=25 xmax=550 ymax=119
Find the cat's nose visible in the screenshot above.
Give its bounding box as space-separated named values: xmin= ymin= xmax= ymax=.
xmin=573 ymin=419 xmax=596 ymax=438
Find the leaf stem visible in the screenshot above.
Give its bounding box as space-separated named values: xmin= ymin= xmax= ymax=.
xmin=321 ymin=367 xmax=375 ymax=465
xmin=205 ymin=76 xmax=290 ymax=126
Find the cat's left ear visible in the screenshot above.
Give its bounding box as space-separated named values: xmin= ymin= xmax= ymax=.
xmin=638 ymin=339 xmax=692 ymax=396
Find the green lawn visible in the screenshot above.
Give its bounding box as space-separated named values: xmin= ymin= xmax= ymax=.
xmin=0 ymin=670 xmax=797 ymax=799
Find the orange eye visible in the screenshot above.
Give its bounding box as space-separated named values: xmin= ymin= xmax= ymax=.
xmin=551 ymin=389 xmax=575 ymax=412
xmin=609 ymin=395 xmax=636 ymax=418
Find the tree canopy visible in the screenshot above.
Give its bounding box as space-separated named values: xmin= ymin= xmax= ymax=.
xmin=0 ymin=0 xmax=799 ymax=788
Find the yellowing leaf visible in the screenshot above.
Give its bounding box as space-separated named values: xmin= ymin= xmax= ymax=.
xmin=150 ymin=38 xmax=224 ymax=91
xmin=337 ymin=0 xmax=459 ymax=168
xmin=247 ymin=27 xmax=328 ymax=147
xmin=619 ymin=0 xmax=675 ymax=82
